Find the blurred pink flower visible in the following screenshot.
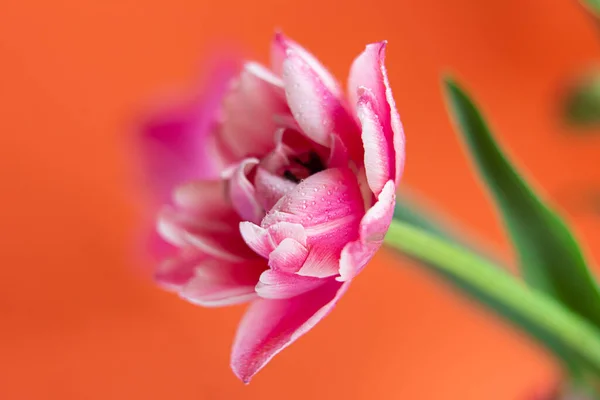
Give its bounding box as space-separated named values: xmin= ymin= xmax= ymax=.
xmin=139 ymin=33 xmax=405 ymax=382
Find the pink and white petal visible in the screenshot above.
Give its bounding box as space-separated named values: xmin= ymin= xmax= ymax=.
xmin=158 ymin=206 xmax=257 ymax=262
xmin=255 ymin=269 xmax=324 ymax=299
xmin=348 ymin=41 xmax=405 ymax=186
xmin=357 ymin=87 xmax=392 ymax=197
xmin=137 ymin=57 xmax=240 ymax=204
xmin=266 ymin=222 xmax=307 ymax=246
xmin=348 ymin=42 xmax=389 ymax=117
xmin=271 ymin=33 xmax=342 ymax=97
xmin=173 ymin=180 xmax=236 ymax=220
xmin=263 ymin=168 xmax=364 ymax=230
xmin=219 ymin=62 xmax=290 ymax=160
xmin=275 ymin=35 xmax=361 ymax=158
xmin=386 ymin=77 xmax=406 ymax=186
xmin=327 ymin=134 xmax=350 ymax=169
xmin=268 ymin=238 xmax=309 ymax=272
xmin=240 ymin=222 xmax=276 ymax=259
xmin=228 ymin=158 xmax=264 ymax=224
xmin=254 ymin=167 xmax=297 ymax=211
xmin=155 ymin=250 xmax=205 ymax=291
xmin=231 ymin=278 xmax=350 ymax=383
xmin=181 ymin=259 xmax=265 ymax=307
xmin=338 ymin=180 xmax=396 ymax=281
xmin=296 ymin=245 xmax=342 ymax=278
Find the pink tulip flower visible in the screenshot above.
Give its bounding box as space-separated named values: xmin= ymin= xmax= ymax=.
xmin=140 ymin=33 xmax=405 ymax=382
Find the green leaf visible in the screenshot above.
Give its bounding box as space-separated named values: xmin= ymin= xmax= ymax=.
xmin=393 ymin=189 xmax=585 ymax=376
xmin=564 ymin=71 xmax=600 ymax=127
xmin=443 ymin=77 xmax=600 ymax=329
xmin=384 ymin=220 xmax=600 ymax=382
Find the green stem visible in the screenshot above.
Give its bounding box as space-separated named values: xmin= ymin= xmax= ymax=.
xmin=384 ymin=219 xmax=600 ymax=375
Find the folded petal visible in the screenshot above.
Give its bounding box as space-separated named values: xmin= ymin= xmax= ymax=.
xmin=181 ymin=258 xmax=265 ymax=307
xmin=255 ymin=269 xmax=323 ymax=299
xmin=219 ymin=62 xmax=290 ymax=160
xmin=267 ymin=222 xmax=307 ymax=246
xmin=227 ymin=158 xmax=264 ymax=224
xmin=356 ymin=87 xmax=392 ymax=197
xmin=338 ymin=180 xmax=396 ymax=281
xmin=296 ymin=244 xmax=343 ymax=278
xmin=348 ymin=42 xmax=405 ymax=186
xmin=231 ymin=278 xmax=350 ymax=383
xmin=239 ymin=222 xmax=276 ymax=259
xmin=258 ymin=168 xmax=364 ymax=278
xmin=268 ymin=238 xmax=309 ymax=272
xmin=273 ymin=33 xmax=361 ymax=159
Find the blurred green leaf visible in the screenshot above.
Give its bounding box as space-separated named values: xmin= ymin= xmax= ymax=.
xmin=564 ymin=71 xmax=600 ymax=127
xmin=581 ymin=0 xmax=600 ymax=19
xmin=443 ymin=77 xmax=600 ymax=330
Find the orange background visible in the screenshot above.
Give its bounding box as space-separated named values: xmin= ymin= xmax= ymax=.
xmin=2 ymin=0 xmax=600 ymax=399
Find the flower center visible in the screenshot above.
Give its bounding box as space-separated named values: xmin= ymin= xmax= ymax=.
xmin=282 ymin=151 xmax=326 ymax=183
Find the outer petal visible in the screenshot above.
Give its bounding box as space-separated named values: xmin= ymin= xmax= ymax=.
xmin=180 ymin=258 xmax=265 ymax=307
xmin=173 ymin=180 xmax=237 ymax=221
xmin=158 ymin=206 xmax=257 ymax=262
xmin=219 ymin=62 xmax=290 ymax=160
xmin=338 ymin=180 xmax=396 ymax=281
xmin=137 ymin=57 xmax=239 ymax=204
xmin=274 ymin=33 xmax=361 ymax=159
xmin=255 ymin=269 xmax=322 ymax=299
xmin=227 ymin=158 xmax=264 ymax=224
xmin=348 ymin=42 xmax=405 ymax=186
xmin=231 ymin=278 xmax=350 ymax=383
xmin=155 ymin=249 xmax=206 ymax=291
xmin=356 ymin=87 xmax=392 ymax=197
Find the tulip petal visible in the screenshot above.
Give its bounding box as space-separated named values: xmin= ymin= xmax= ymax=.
xmin=356 ymin=87 xmax=392 ymax=197
xmin=255 ymin=269 xmax=323 ymax=299
xmin=155 ymin=250 xmax=205 ymax=291
xmin=268 ymin=238 xmax=309 ymax=272
xmin=231 ymin=278 xmax=350 ymax=383
xmin=227 ymin=158 xmax=264 ymax=224
xmin=266 ymin=222 xmax=307 ymax=246
xmin=219 ymin=62 xmax=290 ymax=160
xmin=274 ymin=33 xmax=361 ymax=158
xmin=338 ymin=180 xmax=396 ymax=281
xmin=173 ymin=180 xmax=237 ymax=221
xmin=259 ymin=168 xmax=364 ymax=278
xmin=158 ymin=206 xmax=257 ymax=262
xmin=180 ymin=258 xmax=265 ymax=307
xmin=327 ymin=134 xmax=350 ymax=169
xmin=348 ymin=41 xmax=405 ymax=186
xmin=138 ymin=58 xmax=239 ymax=204
xmin=297 ymin=244 xmax=342 ymax=278
xmin=239 ymin=222 xmax=276 ymax=258
xmin=263 ymin=168 xmax=364 ymax=232
xmin=254 ymin=167 xmax=297 ymax=211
